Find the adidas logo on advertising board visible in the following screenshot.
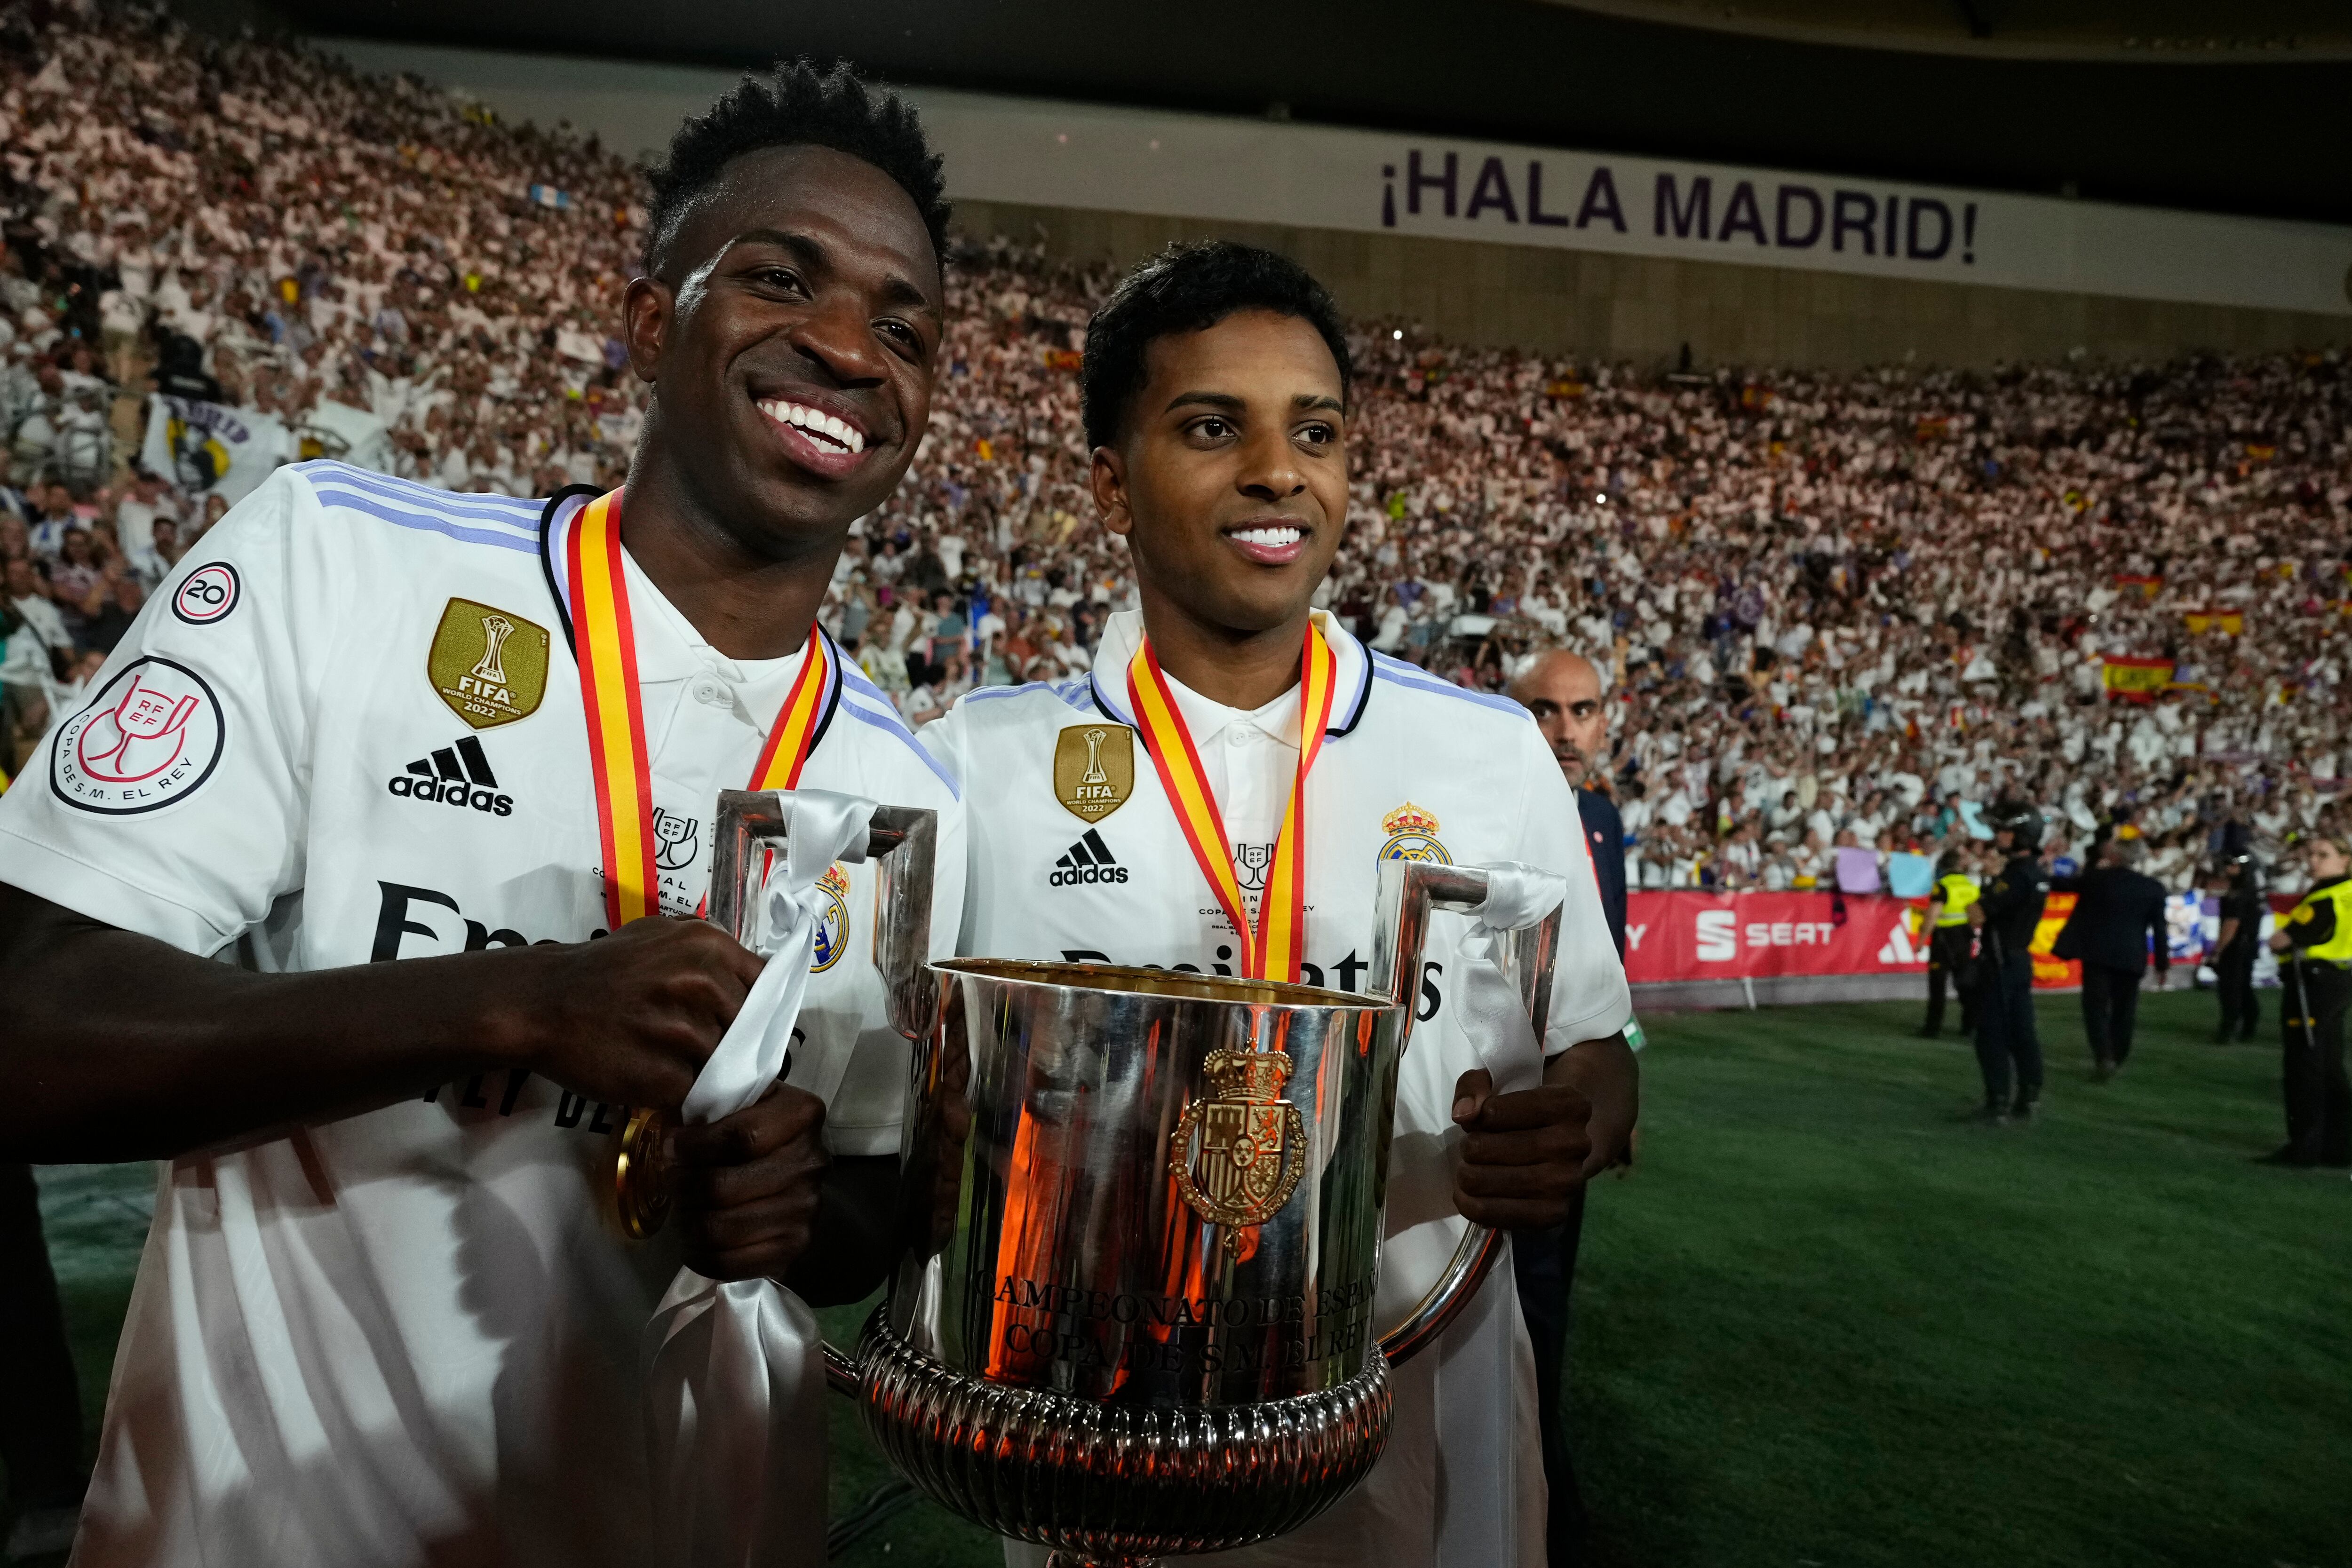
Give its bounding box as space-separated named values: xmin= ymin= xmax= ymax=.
xmin=387 ymin=735 xmax=514 ymax=816
xmin=1050 ymin=828 xmax=1128 ymax=887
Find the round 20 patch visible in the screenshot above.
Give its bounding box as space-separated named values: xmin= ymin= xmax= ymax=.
xmin=171 ymin=562 xmax=241 ymax=625
xmin=50 ymin=657 xmax=226 ymax=814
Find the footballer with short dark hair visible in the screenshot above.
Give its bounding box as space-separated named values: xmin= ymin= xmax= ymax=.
xmin=929 ymin=239 xmax=1637 ymax=1568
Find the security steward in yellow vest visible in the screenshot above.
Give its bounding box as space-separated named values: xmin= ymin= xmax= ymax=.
xmin=1920 ymin=848 xmax=1979 ymax=1039
xmin=2265 ymin=833 xmax=2352 ymax=1167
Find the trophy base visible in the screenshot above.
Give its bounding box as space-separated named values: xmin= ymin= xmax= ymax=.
xmin=857 ymin=1309 xmax=1392 ymax=1562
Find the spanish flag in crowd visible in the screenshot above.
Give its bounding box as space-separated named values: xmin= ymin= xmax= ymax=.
xmin=2102 ymin=656 xmax=2176 ymax=702
xmin=2113 ymin=574 xmax=2163 ymax=599
xmin=2184 ymin=608 xmax=2245 ymax=636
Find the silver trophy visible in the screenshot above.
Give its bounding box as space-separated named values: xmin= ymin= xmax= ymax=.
xmin=790 ymin=832 xmax=1562 ymax=1568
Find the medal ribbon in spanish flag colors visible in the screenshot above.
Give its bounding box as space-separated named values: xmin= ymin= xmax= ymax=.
xmin=568 ymin=488 xmax=832 ymax=929
xmin=1126 ymin=619 xmax=1337 ymax=982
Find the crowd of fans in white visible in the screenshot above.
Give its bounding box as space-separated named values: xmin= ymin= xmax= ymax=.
xmin=3 ymin=6 xmax=2348 ymax=897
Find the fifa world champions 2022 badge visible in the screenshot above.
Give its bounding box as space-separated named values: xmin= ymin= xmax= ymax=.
xmin=428 ymin=598 xmax=549 ymax=730
xmin=1054 ymin=723 xmax=1134 ymax=822
xmin=51 ymin=657 xmax=225 ymax=814
xmin=1170 ymin=1048 xmax=1308 ymax=1254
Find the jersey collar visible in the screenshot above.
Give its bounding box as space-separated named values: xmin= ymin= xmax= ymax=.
xmin=1085 ymin=607 xmax=1373 ymax=738
xmin=534 ymin=487 xmax=845 ymax=755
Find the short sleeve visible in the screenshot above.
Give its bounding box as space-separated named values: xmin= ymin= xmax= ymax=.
xmin=915 ymin=702 xmax=978 ymax=955
xmin=1510 ymin=729 xmax=1634 ymax=1052
xmin=0 ymin=468 xmax=331 ymax=954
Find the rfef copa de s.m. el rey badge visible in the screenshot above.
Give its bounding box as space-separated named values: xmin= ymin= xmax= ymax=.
xmin=428 ymin=599 xmax=549 ymax=730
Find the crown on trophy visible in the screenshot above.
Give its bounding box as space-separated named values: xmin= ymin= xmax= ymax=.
xmin=1201 ymin=1048 xmax=1293 ymax=1103
xmin=1382 ymin=801 xmax=1440 ymax=838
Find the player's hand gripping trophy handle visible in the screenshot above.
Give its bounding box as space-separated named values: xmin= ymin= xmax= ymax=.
xmin=804 ymin=855 xmax=1558 ymax=1568
xmin=607 ymin=790 xmax=937 ymax=1241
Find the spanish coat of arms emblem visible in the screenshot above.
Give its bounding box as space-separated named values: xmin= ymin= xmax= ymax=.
xmin=1169 ymin=1049 xmax=1309 ymax=1253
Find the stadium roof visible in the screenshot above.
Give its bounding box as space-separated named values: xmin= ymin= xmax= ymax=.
xmin=264 ymin=0 xmax=2350 ymax=225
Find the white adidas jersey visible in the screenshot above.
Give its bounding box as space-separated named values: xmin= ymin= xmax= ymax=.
xmin=0 ymin=463 xmax=964 ymax=1568
xmin=923 ymin=609 xmax=1629 ymax=1568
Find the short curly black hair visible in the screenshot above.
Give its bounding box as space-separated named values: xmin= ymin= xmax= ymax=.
xmin=644 ymin=59 xmax=950 ymax=276
xmin=1081 ymin=241 xmax=1352 ymax=451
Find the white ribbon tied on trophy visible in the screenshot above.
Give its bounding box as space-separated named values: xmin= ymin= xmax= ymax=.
xmin=1452 ymin=861 xmax=1572 ymax=1093
xmin=643 ymin=788 xmax=877 ymax=1568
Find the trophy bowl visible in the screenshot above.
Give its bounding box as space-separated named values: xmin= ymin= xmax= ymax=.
xmin=821 ymin=860 xmax=1557 ymax=1568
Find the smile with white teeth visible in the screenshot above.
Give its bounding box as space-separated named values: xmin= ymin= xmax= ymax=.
xmin=756 ymin=396 xmax=867 ymax=455
xmin=1228 ymin=524 xmax=1304 ymax=546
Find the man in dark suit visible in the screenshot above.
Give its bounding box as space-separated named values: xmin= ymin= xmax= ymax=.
xmin=1509 ymin=649 xmax=1627 ymax=1566
xmin=2057 ymin=836 xmax=2172 ymax=1079
xmin=2210 ymin=857 xmax=2264 ymax=1043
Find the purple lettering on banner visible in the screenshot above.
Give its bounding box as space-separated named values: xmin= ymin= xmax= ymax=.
xmin=1465 ymin=155 xmax=1519 ymax=222
xmin=1775 ymin=185 xmax=1824 ymax=248
xmin=1407 ymin=150 xmax=1458 ymax=218
xmin=1884 ymin=194 xmax=1899 ymax=256
xmin=1526 ymin=161 xmax=1570 ymax=227
xmin=1575 ymin=167 xmax=1627 ymax=232
xmin=1718 ymin=181 xmax=1766 ymax=245
xmin=1905 ymin=198 xmax=1953 ymax=260
xmin=1963 ymin=202 xmax=1978 ymax=263
xmin=1656 ymin=174 xmax=1713 ymax=239
xmin=1832 ymin=190 xmax=1877 ymax=254
xmin=1381 ymin=163 xmax=1396 ymax=228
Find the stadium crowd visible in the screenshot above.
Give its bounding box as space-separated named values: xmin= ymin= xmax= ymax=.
xmin=2 ymin=5 xmax=2349 ymax=898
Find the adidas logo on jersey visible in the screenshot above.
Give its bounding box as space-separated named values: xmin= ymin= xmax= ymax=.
xmin=1050 ymin=828 xmax=1129 ymax=887
xmin=387 ymin=735 xmax=514 ymax=816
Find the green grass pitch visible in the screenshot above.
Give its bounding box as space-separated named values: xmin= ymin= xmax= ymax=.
xmin=16 ymin=988 xmax=2348 ymax=1567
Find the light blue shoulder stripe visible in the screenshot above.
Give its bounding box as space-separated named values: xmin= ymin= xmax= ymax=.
xmin=838 ymin=696 xmax=961 ymax=799
xmin=294 ymin=462 xmax=544 ymax=529
xmin=961 ymin=678 xmax=1096 ymax=713
xmin=1369 ymin=657 xmax=1527 ymax=718
xmin=305 ymin=483 xmax=541 ymax=554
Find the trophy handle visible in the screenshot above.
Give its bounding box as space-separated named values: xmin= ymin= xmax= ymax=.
xmin=1367 ymin=858 xmax=1563 ymax=1367
xmin=617 ymin=793 xmax=941 ymax=1247
xmin=711 ymin=791 xmax=938 ymax=1038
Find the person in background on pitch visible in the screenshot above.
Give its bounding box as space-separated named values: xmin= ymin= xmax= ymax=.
xmin=2263 ymin=832 xmax=2352 ymax=1168
xmin=2209 ymin=854 xmax=2265 ymax=1044
xmin=1508 ymin=647 xmax=1626 ymax=1567
xmin=2052 ymin=835 xmax=2170 ymax=1081
xmin=1971 ymin=803 xmax=2050 ymax=1123
xmin=1919 ymin=845 xmax=1979 ymax=1040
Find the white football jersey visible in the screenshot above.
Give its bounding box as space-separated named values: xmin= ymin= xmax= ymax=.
xmin=0 ymin=463 xmax=964 ymax=1568
xmin=924 ymin=608 xmax=1630 ymax=1568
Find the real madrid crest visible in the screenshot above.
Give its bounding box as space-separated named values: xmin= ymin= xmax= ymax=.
xmin=1054 ymin=723 xmax=1135 ymax=822
xmin=810 ymin=863 xmax=851 ymax=972
xmin=1170 ymin=1049 xmax=1309 ymax=1253
xmin=1379 ymin=801 xmax=1452 ymax=864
